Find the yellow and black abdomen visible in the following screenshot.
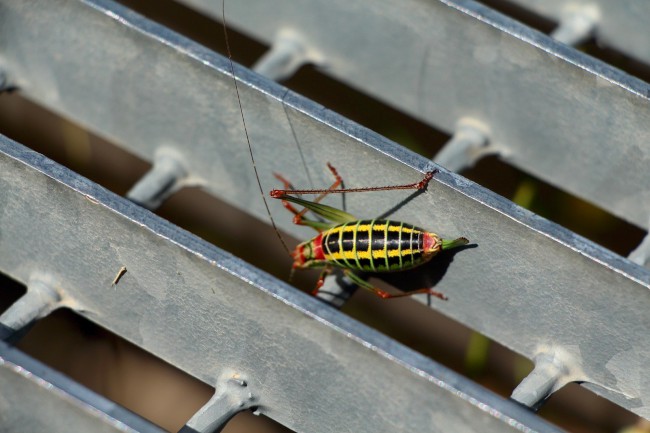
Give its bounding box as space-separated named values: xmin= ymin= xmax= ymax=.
xmin=321 ymin=219 xmax=428 ymax=272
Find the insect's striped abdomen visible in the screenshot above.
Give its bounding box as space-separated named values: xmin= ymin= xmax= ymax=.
xmin=321 ymin=219 xmax=439 ymax=272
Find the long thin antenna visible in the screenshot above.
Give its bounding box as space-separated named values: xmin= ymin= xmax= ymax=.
xmin=222 ymin=1 xmax=292 ymax=256
xmin=281 ymin=95 xmax=315 ymax=189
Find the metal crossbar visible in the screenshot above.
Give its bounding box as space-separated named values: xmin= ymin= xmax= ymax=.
xmin=0 ymin=340 xmax=165 ymax=433
xmin=177 ymin=0 xmax=650 ymax=229
xmin=503 ymin=0 xmax=650 ymax=62
xmin=1 ymin=136 xmax=566 ymax=432
xmin=0 ymin=0 xmax=648 ymax=431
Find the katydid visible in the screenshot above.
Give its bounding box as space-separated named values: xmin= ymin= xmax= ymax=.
xmin=270 ymin=163 xmax=468 ymax=300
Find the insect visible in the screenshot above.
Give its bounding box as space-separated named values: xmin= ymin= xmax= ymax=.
xmin=221 ymin=3 xmax=468 ymax=300
xmin=269 ymin=163 xmax=468 ymax=300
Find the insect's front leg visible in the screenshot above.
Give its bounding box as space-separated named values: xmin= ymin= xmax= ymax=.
xmin=271 ymin=172 xmax=357 ymax=230
xmin=312 ymin=267 xmax=333 ymax=296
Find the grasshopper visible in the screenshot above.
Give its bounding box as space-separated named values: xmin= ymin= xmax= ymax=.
xmin=269 ymin=163 xmax=468 ymax=300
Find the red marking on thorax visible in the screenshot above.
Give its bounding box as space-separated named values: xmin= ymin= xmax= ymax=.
xmin=292 ymin=233 xmax=325 ymax=268
xmin=312 ymin=233 xmax=325 ymax=260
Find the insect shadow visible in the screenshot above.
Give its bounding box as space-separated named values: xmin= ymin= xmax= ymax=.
xmin=323 ymin=236 xmax=476 ymax=305
xmin=380 ymin=242 xmax=476 ymax=303
xmin=325 ymin=184 xmax=476 ymax=304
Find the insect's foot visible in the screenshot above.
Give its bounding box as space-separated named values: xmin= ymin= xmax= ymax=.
xmin=377 ymin=290 xmax=392 ymax=299
xmin=416 ymin=288 xmax=448 ymax=300
xmin=432 ymin=291 xmax=449 ymax=301
xmin=416 ymin=169 xmax=438 ymax=190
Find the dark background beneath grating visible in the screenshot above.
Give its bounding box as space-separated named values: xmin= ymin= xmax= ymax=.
xmin=0 ymin=0 xmax=649 ymax=432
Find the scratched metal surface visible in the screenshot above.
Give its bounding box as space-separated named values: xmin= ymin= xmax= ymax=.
xmin=0 ymin=0 xmax=648 ymax=423
xmin=0 ymin=138 xmax=567 ymax=433
xmin=176 ymin=0 xmax=650 ymax=229
xmin=0 ymin=340 xmax=165 ymax=433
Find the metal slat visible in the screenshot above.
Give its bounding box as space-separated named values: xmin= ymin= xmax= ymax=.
xmin=0 ymin=340 xmax=165 ymax=433
xmin=0 ymin=0 xmax=648 ymax=419
xmin=0 ymin=138 xmax=565 ymax=433
xmin=504 ymin=0 xmax=650 ymax=62
xmin=174 ymin=0 xmax=650 ymax=229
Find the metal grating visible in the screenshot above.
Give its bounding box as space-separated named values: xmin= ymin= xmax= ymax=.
xmin=176 ymin=0 xmax=650 ymax=230
xmin=501 ymin=0 xmax=650 ymax=63
xmin=0 ymin=0 xmax=648 ymax=432
xmin=0 ymin=340 xmax=166 ymax=433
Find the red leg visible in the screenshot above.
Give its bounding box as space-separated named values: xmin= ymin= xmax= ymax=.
xmin=273 ymin=164 xmax=346 ymax=225
xmin=343 ymin=269 xmax=448 ymax=300
xmin=312 ymin=267 xmax=333 ymax=296
xmin=375 ymin=287 xmax=448 ymax=301
xmin=273 ymin=172 xmax=294 ymax=191
xmin=311 ymin=163 xmax=343 ymax=205
xmin=272 ymin=168 xmax=437 ymax=197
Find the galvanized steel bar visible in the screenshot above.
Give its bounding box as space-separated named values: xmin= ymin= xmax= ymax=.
xmin=175 ymin=0 xmax=650 ymax=229
xmin=182 ymin=372 xmax=258 ymax=433
xmin=547 ymin=4 xmax=598 ymax=46
xmin=629 ymin=229 xmax=650 ymax=268
xmin=0 ymin=340 xmax=166 ymax=433
xmin=0 ymin=0 xmax=649 ymax=419
xmin=0 ymin=137 xmax=567 ymax=433
xmin=433 ymin=119 xmax=493 ymax=172
xmin=504 ymin=0 xmax=650 ymax=63
xmin=126 ymin=149 xmax=189 ymax=210
xmin=0 ymin=276 xmax=61 ymax=336
xmin=252 ymin=29 xmax=324 ymax=81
